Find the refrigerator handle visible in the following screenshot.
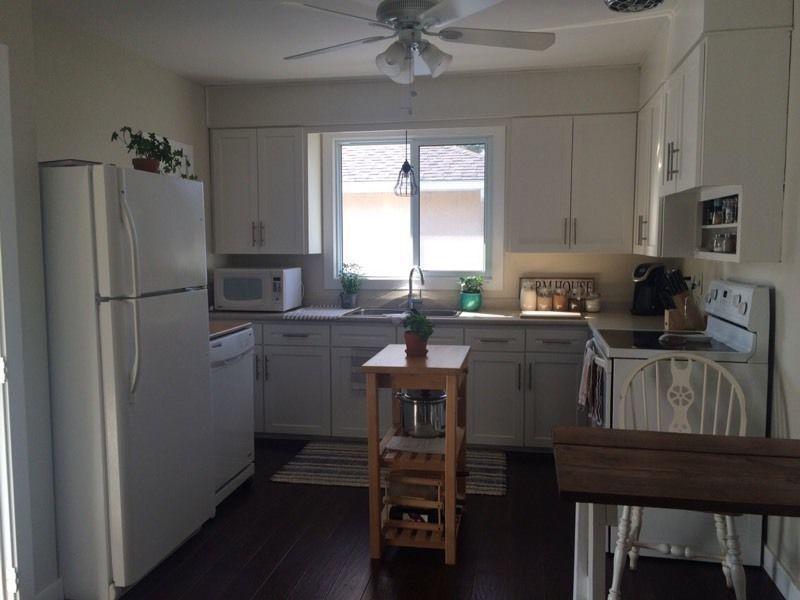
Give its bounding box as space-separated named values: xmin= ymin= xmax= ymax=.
xmin=127 ymin=299 xmax=142 ymax=399
xmin=119 ymin=192 xmax=141 ymax=297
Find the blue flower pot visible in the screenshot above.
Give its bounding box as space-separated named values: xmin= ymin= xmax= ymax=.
xmin=459 ymin=292 xmax=482 ymax=312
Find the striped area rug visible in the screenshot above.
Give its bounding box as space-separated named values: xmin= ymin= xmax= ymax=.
xmin=270 ymin=440 xmax=507 ymax=496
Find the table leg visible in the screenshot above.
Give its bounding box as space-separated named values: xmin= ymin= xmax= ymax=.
xmin=573 ymin=503 xmax=608 ymax=600
xmin=444 ymin=374 xmax=458 ymax=565
xmin=366 ymin=373 xmax=382 ymax=560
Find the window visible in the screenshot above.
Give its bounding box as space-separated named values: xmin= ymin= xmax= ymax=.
xmin=325 ymin=127 xmax=504 ymax=290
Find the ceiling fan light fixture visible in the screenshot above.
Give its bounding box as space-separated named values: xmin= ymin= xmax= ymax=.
xmin=604 ymin=0 xmax=664 ymax=12
xmin=376 ymin=41 xmax=407 ymax=77
xmin=388 ymin=50 xmax=414 ymax=84
xmin=419 ymin=42 xmax=452 ymax=78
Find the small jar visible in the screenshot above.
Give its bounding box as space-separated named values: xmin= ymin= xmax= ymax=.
xmin=536 ymin=288 xmax=554 ymax=311
xmin=584 ymin=293 xmax=601 ymax=313
xmin=713 ymin=233 xmax=725 ymax=253
xmin=568 ymin=290 xmax=584 ymax=313
xmin=723 ymin=233 xmax=737 ymax=254
xmin=520 ymin=283 xmax=537 ymax=311
xmin=553 ymin=288 xmax=568 ymax=311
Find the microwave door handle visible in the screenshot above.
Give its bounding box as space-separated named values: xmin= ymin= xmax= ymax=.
xmin=119 ymin=193 xmax=141 ymax=297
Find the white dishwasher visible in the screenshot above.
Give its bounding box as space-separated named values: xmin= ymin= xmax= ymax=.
xmin=210 ymin=326 xmax=255 ymax=505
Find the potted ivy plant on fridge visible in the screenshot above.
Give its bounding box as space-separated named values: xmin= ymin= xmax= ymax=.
xmin=459 ymin=275 xmax=484 ymax=312
xmin=111 ymin=126 xmax=195 ymax=178
xmin=402 ymin=310 xmax=434 ymax=357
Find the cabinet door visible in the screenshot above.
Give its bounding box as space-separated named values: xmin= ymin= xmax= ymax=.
xmin=467 ymin=352 xmax=524 ymax=446
xmin=524 ymin=353 xmax=582 ymax=448
xmin=506 ymin=117 xmax=572 ymax=252
xmin=675 ymin=43 xmax=704 ymax=193
xmin=660 ymin=68 xmax=683 ymax=197
xmin=257 ymin=128 xmax=304 ymax=254
xmin=571 ymin=114 xmax=636 ymax=253
xmin=211 ymin=129 xmax=260 ymax=254
xmin=263 ymin=346 xmax=331 ymax=436
xmin=633 ymin=108 xmax=652 ymax=255
xmin=253 ymin=345 xmax=265 ymax=433
xmin=331 ymin=347 xmax=393 ymax=438
xmin=645 ymin=92 xmax=666 ymax=256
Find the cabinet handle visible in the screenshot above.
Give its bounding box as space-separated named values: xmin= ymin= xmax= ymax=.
xmin=251 ymin=221 xmax=257 ymax=247
xmin=478 ymin=337 xmax=512 ymax=344
xmin=255 ymin=354 xmax=260 ymax=380
xmin=572 ymin=218 xmax=577 ymax=245
xmin=668 ymin=145 xmax=680 ymax=179
xmin=666 ymin=142 xmax=672 ymax=181
xmin=563 ymin=217 xmax=568 ymax=245
xmin=263 ymin=356 xmax=269 ymax=381
xmin=517 ymin=363 xmax=522 ymax=391
xmin=527 ymin=363 xmax=532 ymax=391
xmin=259 ymin=221 xmax=265 ymax=246
xmin=537 ymin=338 xmax=572 ymax=345
xmin=282 ymin=332 xmax=310 ymax=338
xmin=637 ymin=214 xmax=649 ymax=245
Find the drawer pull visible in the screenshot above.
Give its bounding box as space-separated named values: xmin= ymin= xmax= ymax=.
xmin=537 ymin=339 xmax=573 ymax=345
xmin=281 ymin=333 xmax=311 ymax=338
xmin=478 ymin=337 xmax=512 ymax=343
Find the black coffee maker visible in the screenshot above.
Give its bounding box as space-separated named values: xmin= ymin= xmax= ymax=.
xmin=631 ymin=263 xmax=668 ymax=315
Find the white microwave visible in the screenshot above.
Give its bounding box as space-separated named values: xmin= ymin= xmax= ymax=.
xmin=214 ymin=268 xmax=303 ymax=312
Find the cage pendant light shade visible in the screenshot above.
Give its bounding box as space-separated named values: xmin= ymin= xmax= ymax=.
xmin=394 ymin=159 xmax=418 ymax=197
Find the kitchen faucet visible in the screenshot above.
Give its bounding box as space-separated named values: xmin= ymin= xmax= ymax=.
xmin=408 ymin=265 xmax=425 ymax=310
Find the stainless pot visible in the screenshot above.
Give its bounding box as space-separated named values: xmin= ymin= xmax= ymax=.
xmin=400 ymin=389 xmax=446 ymax=438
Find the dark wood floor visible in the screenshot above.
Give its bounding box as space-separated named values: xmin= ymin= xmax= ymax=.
xmin=124 ymin=439 xmax=784 ymax=600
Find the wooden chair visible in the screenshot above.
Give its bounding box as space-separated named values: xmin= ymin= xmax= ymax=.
xmin=607 ymin=352 xmax=748 ymax=600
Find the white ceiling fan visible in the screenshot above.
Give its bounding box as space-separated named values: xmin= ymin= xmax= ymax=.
xmin=282 ymin=0 xmax=556 ymax=83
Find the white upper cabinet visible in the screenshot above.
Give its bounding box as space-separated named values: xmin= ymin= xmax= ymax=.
xmin=211 ymin=129 xmax=259 ymax=254
xmin=212 ymin=128 xmax=321 ymax=254
xmin=507 ymin=114 xmax=635 ymax=254
xmin=570 ymin=114 xmax=636 ymax=253
xmin=634 ymin=90 xmax=665 ymax=257
xmin=506 ymin=117 xmax=572 ymax=252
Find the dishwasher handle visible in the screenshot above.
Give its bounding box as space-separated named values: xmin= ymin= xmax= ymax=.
xmin=210 ymin=347 xmax=253 ymax=369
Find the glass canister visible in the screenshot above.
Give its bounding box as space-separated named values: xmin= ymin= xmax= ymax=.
xmin=584 ymin=293 xmax=601 ymax=313
xmin=536 ymin=288 xmax=554 ymax=311
xmin=520 ymin=282 xmax=537 ymax=311
xmin=713 ymin=233 xmax=725 ymax=253
xmin=553 ymin=288 xmax=568 ymax=311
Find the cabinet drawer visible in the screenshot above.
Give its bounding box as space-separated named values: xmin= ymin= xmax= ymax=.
xmin=525 ymin=327 xmax=588 ymax=354
xmin=464 ymin=327 xmax=525 ymax=352
xmin=397 ymin=325 xmax=464 ymax=346
xmin=262 ymin=323 xmax=330 ymax=346
xmin=332 ymin=324 xmax=396 ymax=348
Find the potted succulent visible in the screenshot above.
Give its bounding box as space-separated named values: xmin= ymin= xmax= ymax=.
xmin=111 ymin=126 xmax=195 ymax=178
xmin=459 ymin=275 xmax=484 ymax=312
xmin=402 ymin=309 xmax=434 ymax=357
xmin=339 ymin=263 xmax=362 ymax=308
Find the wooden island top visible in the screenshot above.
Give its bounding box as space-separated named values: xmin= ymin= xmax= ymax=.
xmin=361 ymin=344 xmax=470 ymax=376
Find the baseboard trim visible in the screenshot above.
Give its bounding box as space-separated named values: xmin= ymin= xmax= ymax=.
xmin=765 ymin=544 xmax=800 ymax=600
xmin=35 ymin=577 xmax=63 ymax=600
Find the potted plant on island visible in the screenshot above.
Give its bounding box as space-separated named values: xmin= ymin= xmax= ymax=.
xmin=339 ymin=263 xmax=362 ymax=308
xmin=459 ymin=275 xmax=484 ymax=312
xmin=111 ymin=126 xmax=195 ymax=178
xmin=402 ymin=309 xmax=434 ymax=357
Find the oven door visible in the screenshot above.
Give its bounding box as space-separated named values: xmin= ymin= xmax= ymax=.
xmin=214 ymin=270 xmax=276 ymax=311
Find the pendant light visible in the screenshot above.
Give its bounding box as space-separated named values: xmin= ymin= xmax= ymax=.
xmin=394 ymin=131 xmax=418 ymax=197
xmin=604 ymin=0 xmax=663 ymax=11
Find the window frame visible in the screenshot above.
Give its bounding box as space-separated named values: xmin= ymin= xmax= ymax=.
xmin=322 ymin=126 xmax=505 ymax=291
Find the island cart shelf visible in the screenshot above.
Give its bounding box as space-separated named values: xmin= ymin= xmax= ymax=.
xmin=362 ymin=344 xmax=470 ymax=565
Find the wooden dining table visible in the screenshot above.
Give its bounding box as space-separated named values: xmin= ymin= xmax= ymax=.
xmin=552 ymin=426 xmax=800 ymax=600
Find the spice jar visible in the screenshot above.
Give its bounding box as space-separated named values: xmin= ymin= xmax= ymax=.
xmin=553 ymin=288 xmax=568 ymax=311
xmin=536 ymin=288 xmax=554 ymax=311
xmin=584 ymin=293 xmax=601 ymax=313
xmin=713 ymin=233 xmax=725 ymax=253
xmin=723 ymin=233 xmax=737 ymax=254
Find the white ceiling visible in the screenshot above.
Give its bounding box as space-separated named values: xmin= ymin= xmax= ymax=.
xmin=37 ymin=0 xmax=675 ymax=84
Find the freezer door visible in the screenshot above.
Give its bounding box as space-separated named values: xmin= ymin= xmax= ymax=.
xmin=99 ymin=289 xmax=213 ymax=588
xmin=94 ymin=166 xmax=207 ymax=297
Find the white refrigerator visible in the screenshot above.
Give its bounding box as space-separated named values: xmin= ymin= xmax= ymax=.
xmin=41 ymin=164 xmax=213 ymax=600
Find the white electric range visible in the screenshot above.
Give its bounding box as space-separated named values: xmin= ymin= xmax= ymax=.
xmin=590 ymin=279 xmax=772 ymax=566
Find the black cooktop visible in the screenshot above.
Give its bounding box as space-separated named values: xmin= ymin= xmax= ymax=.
xmin=596 ymin=329 xmax=739 ymax=353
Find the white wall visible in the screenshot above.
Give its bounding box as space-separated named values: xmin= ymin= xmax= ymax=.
xmin=679 ymin=0 xmax=800 ymax=589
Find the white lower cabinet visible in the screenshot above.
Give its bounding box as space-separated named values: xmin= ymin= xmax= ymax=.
xmin=467 ymin=351 xmax=525 ymax=447
xmin=524 ymin=353 xmax=583 ymax=447
xmin=331 ymin=346 xmax=393 ymax=438
xmin=263 ymin=345 xmax=331 ymax=435
xmin=253 ymin=345 xmax=265 ymax=433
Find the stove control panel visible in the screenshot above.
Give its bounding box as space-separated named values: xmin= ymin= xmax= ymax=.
xmin=704 ymin=280 xmax=768 ymax=333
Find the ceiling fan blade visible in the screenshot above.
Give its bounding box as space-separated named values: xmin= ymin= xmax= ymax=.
xmin=419 ymin=0 xmax=505 ymax=30
xmin=282 ymin=1 xmax=395 ymax=31
xmin=284 ymin=34 xmax=395 ymax=60
xmin=435 ymin=27 xmax=555 ymax=51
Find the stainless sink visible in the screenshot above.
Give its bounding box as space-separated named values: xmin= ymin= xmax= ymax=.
xmin=346 ymin=308 xmax=461 ymax=318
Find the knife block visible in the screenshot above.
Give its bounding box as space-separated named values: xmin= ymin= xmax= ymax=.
xmin=664 ymin=293 xmax=706 ymax=331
